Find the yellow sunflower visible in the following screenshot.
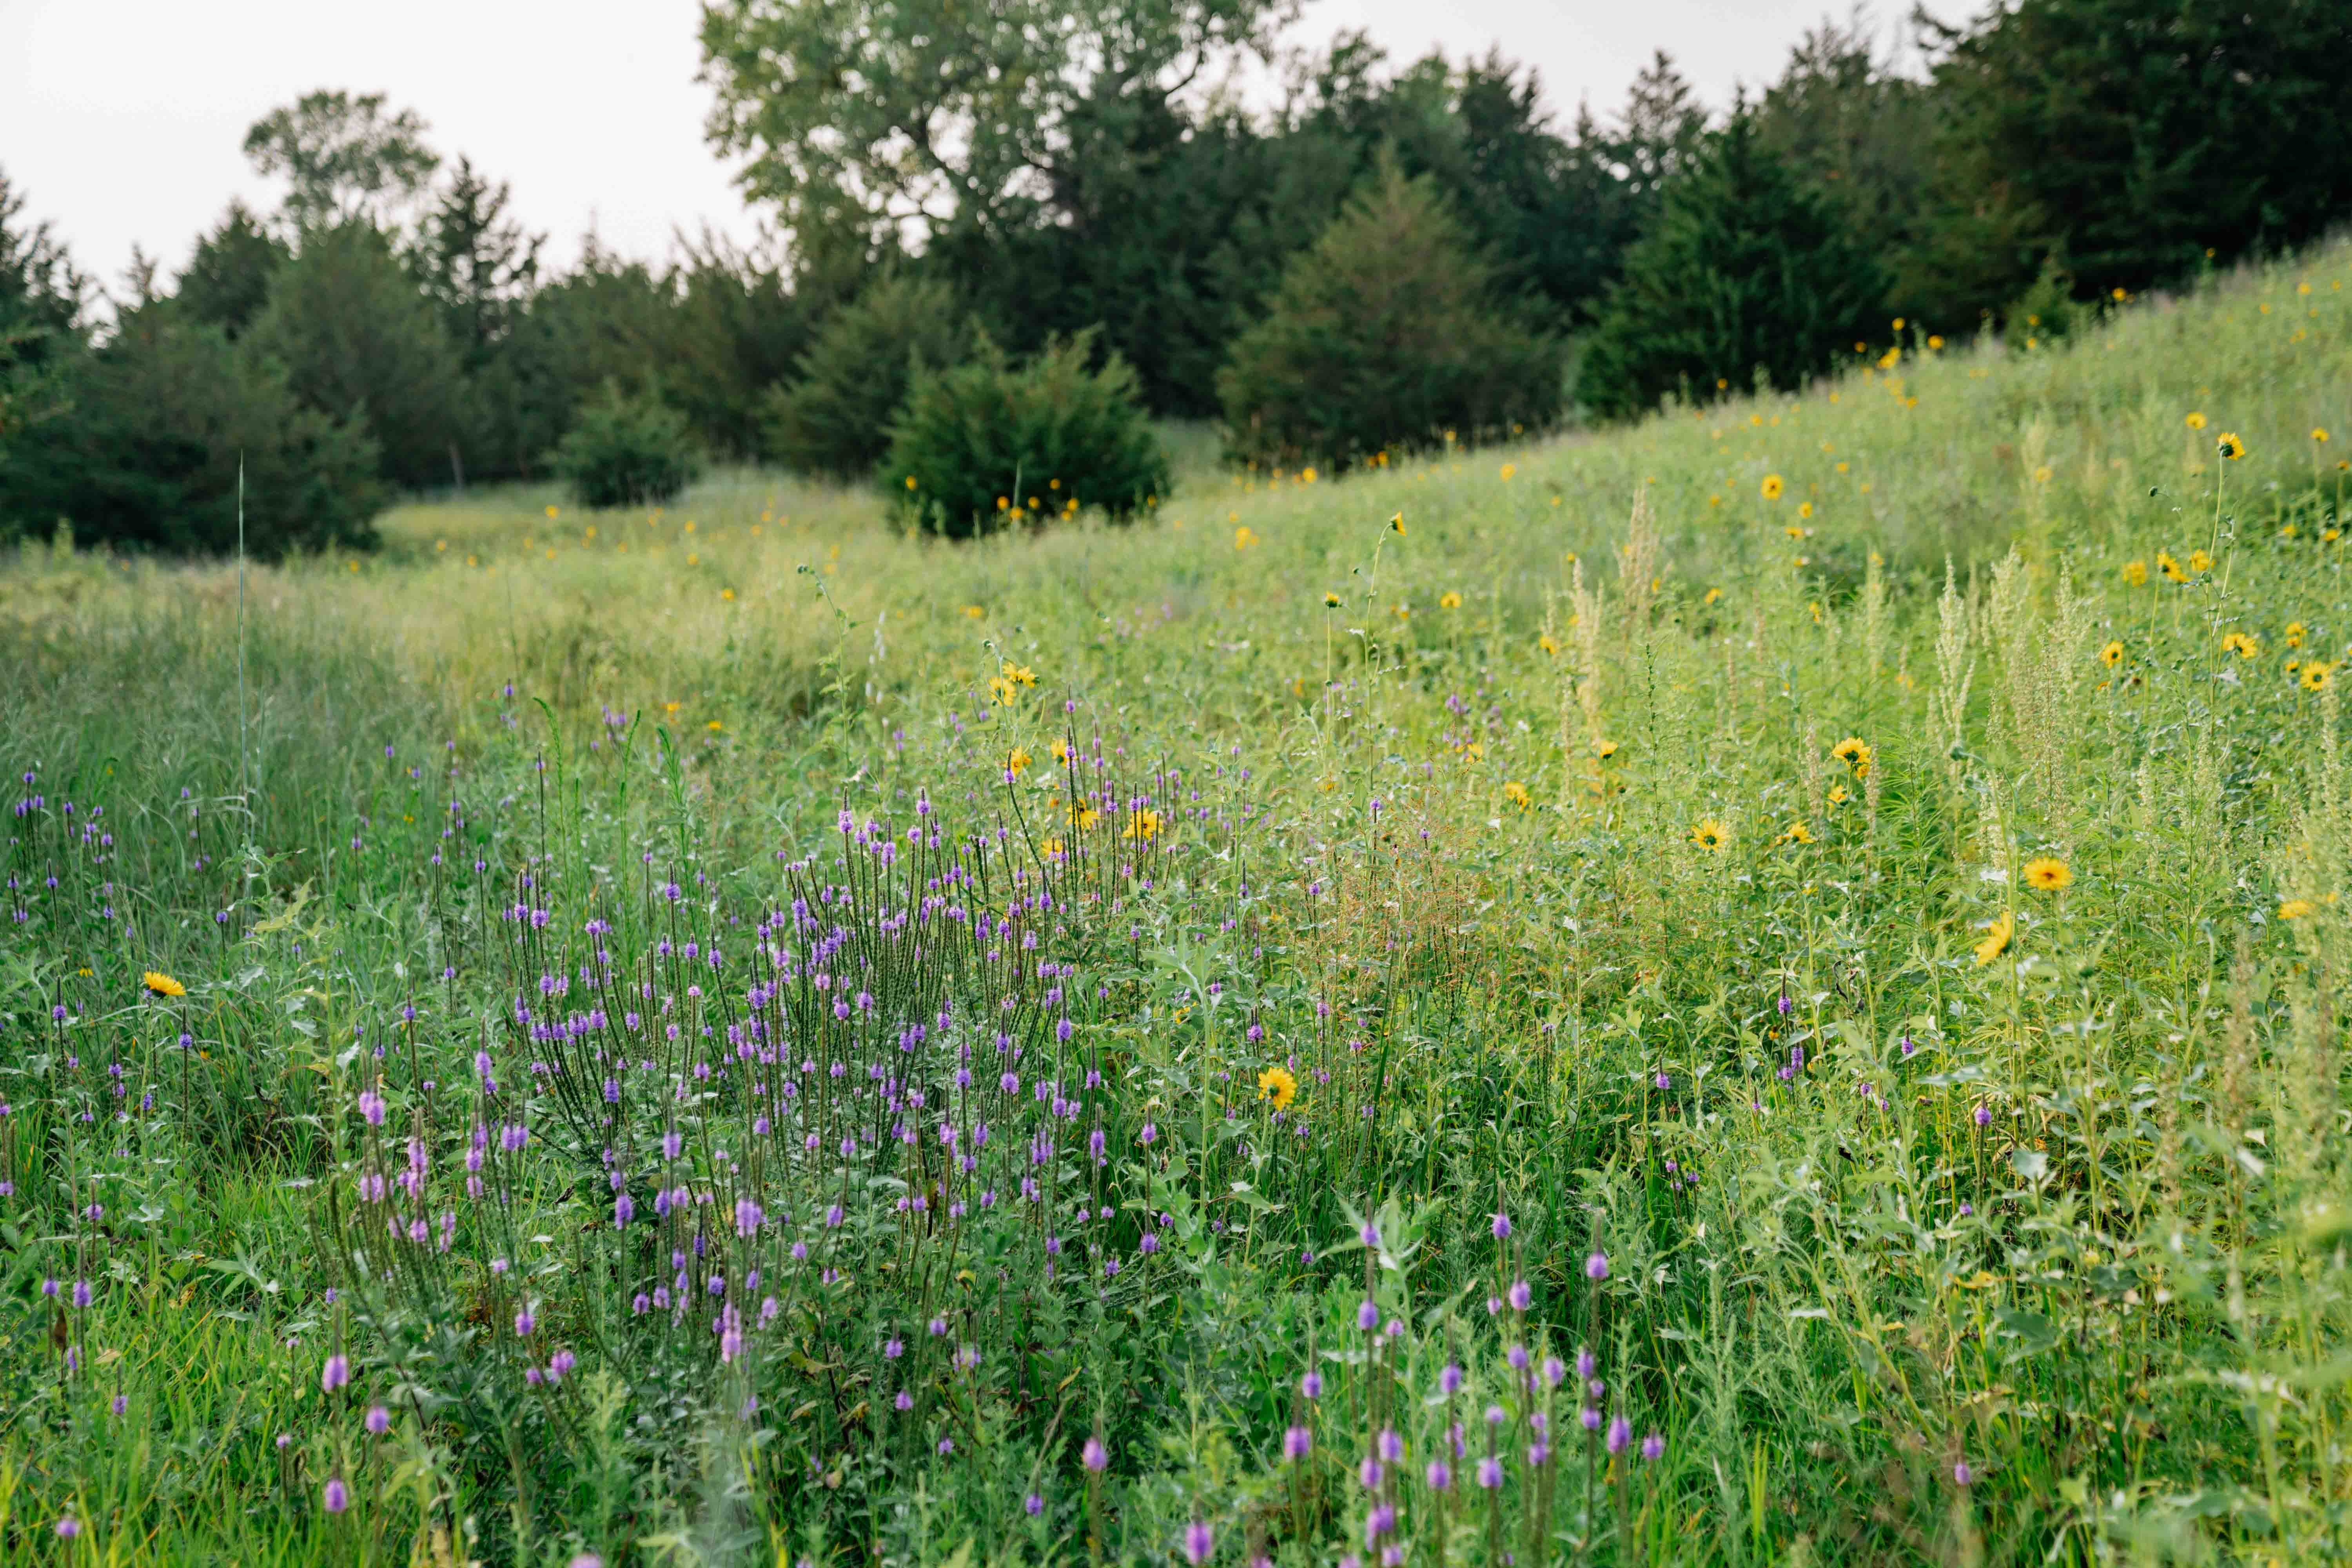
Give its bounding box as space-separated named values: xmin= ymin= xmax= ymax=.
xmin=1831 ymin=737 xmax=1873 ymax=777
xmin=143 ymin=971 xmax=187 ymax=998
xmin=2277 ymin=898 xmax=2318 ymax=921
xmin=2099 ymin=641 xmax=2124 ymax=667
xmin=2023 ymin=857 xmax=2071 ymax=892
xmin=1973 ymin=911 xmax=2014 ymax=966
xmin=1257 ymin=1065 xmax=1298 ymax=1110
xmin=1760 ymin=474 xmax=1785 ymax=501
xmin=1690 ymin=818 xmax=1731 ymax=851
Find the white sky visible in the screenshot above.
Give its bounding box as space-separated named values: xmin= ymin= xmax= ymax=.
xmin=2 ymin=0 xmax=1875 ymax=298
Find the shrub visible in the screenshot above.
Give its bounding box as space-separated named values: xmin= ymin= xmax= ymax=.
xmin=1216 ymin=165 xmax=1567 ymax=470
xmin=548 ymin=382 xmax=701 ymax=508
xmin=2002 ymin=255 xmax=2083 ymax=343
xmin=883 ymin=331 xmax=1169 ymax=539
xmin=1577 ymin=112 xmax=1891 ymax=419
xmin=0 ymin=305 xmax=383 ymax=556
xmin=764 ymin=276 xmax=971 ymax=481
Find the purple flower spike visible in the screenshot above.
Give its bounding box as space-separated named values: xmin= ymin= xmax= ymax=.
xmin=1082 ymin=1436 xmax=1107 ymax=1472
xmin=1491 ymin=1211 xmax=1511 ymax=1240
xmin=1183 ymin=1520 xmax=1214 ymax=1565
xmin=1585 ymin=1250 xmax=1610 ymax=1281
xmin=1606 ymin=1415 xmax=1632 ymax=1454
xmin=1641 ymin=1432 xmax=1665 ymax=1462
xmin=323 ymin=1478 xmax=350 ymax=1514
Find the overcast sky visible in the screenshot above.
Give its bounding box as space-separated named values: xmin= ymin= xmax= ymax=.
xmin=2 ymin=0 xmax=1890 ymax=298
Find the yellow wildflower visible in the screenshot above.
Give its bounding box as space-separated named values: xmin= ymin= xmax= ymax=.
xmin=143 ymin=971 xmax=186 ymax=998
xmin=2023 ymin=857 xmax=2070 ymax=892
xmin=1973 ymin=911 xmax=2014 ymax=966
xmin=1257 ymin=1065 xmax=1298 ymax=1110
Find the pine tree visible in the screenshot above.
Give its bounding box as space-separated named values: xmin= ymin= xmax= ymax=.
xmin=1217 ymin=164 xmax=1566 ymax=469
xmin=763 ymin=276 xmax=969 ymax=481
xmin=242 ymin=220 xmax=467 ymax=490
xmin=175 ymin=202 xmax=289 ymax=341
xmin=1577 ymin=111 xmax=1889 ymax=420
xmin=1904 ymin=0 xmax=2352 ymax=321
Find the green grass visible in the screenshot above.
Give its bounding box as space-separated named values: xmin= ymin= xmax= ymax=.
xmin=2 ymin=247 xmax=2349 ymax=1566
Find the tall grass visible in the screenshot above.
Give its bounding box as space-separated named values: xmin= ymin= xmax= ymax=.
xmin=1 ymin=246 xmax=2348 ymax=1565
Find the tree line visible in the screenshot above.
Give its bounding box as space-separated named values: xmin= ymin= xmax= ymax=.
xmin=2 ymin=0 xmax=2347 ymax=553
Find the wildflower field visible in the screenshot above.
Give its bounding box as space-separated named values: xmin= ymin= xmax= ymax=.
xmin=4 ymin=246 xmax=2351 ymax=1567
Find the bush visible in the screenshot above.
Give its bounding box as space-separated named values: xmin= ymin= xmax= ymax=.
xmin=0 ymin=305 xmax=383 ymax=556
xmin=548 ymin=383 xmax=701 ymax=508
xmin=1216 ymin=165 xmax=1567 ymax=470
xmin=1577 ymin=112 xmax=1891 ymax=419
xmin=762 ymin=276 xmax=970 ymax=481
xmin=2002 ymin=255 xmax=2083 ymax=343
xmin=883 ymin=331 xmax=1169 ymax=539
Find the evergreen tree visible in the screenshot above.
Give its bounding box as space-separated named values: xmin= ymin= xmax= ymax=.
xmin=664 ymin=234 xmax=813 ymax=461
xmin=1578 ymin=110 xmax=1889 ymax=420
xmin=242 ymin=220 xmax=467 ymax=490
xmin=1754 ymin=16 xmax=1931 ymax=314
xmin=0 ymin=303 xmax=381 ymax=555
xmin=408 ymin=156 xmax=543 ymax=367
xmin=1217 ymin=165 xmax=1566 ymax=469
xmin=175 ymin=201 xmax=289 ymax=341
xmin=1906 ymin=0 xmax=2352 ymax=320
xmin=0 ymin=167 xmax=84 ymax=475
xmin=763 ymin=276 xmax=967 ymax=481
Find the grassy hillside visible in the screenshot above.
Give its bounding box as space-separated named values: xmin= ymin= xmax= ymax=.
xmin=0 ymin=246 xmax=2348 ymax=1566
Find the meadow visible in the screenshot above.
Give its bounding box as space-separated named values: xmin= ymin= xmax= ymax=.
xmin=2 ymin=243 xmax=2350 ymax=1566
